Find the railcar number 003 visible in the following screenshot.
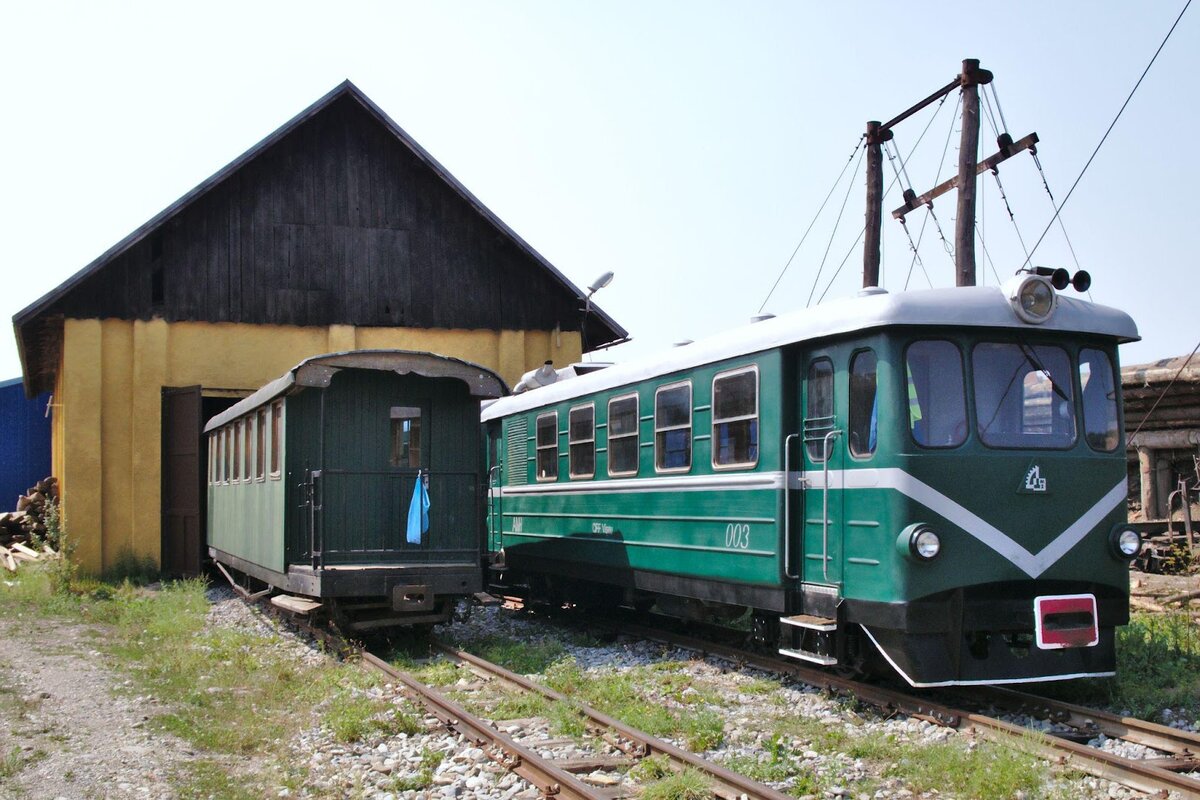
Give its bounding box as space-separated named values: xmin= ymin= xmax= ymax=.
xmin=724 ymin=523 xmax=751 ymax=549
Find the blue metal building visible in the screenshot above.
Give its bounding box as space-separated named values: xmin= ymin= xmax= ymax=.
xmin=0 ymin=377 xmax=51 ymax=511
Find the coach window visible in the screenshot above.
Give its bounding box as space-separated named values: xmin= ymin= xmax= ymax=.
xmin=569 ymin=405 xmax=596 ymax=479
xmin=223 ymin=427 xmax=232 ymax=483
xmin=1079 ymin=348 xmax=1120 ymax=452
xmin=848 ymin=350 xmax=878 ymax=458
xmin=655 ymin=382 xmax=692 ymax=472
xmin=906 ymin=340 xmax=967 ymax=448
xmin=243 ymin=417 xmax=253 ymax=481
xmin=536 ymin=412 xmax=559 ymax=481
xmin=270 ymin=401 xmax=283 ymax=479
xmin=607 ymin=394 xmax=639 ymax=477
xmin=232 ymin=422 xmax=241 ymax=482
xmin=390 ymin=407 xmax=423 ymax=468
xmin=712 ymin=366 xmax=758 ymax=468
xmin=255 ymin=409 xmax=267 ymax=480
xmin=805 ymin=358 xmax=834 ymax=461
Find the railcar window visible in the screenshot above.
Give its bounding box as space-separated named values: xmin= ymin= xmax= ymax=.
xmin=848 ymin=351 xmax=878 ymax=458
xmin=255 ymin=409 xmax=267 ymax=480
xmin=223 ymin=427 xmax=231 ymax=483
xmin=270 ymin=401 xmax=282 ymax=478
xmin=713 ymin=367 xmax=758 ymax=468
xmin=208 ymin=436 xmax=215 ymax=484
xmin=1079 ymin=349 xmax=1120 ymax=452
xmin=973 ymin=343 xmax=1076 ymax=448
xmin=536 ymin=412 xmax=558 ymax=481
xmin=607 ymin=394 xmax=639 ymax=476
xmin=390 ymin=407 xmax=423 ymax=468
xmin=655 ymin=382 xmax=692 ymax=472
xmin=569 ymin=405 xmax=596 ymax=478
xmin=805 ymin=359 xmax=834 ymax=461
xmin=906 ymin=341 xmax=967 ymax=448
xmin=232 ymin=423 xmax=241 ymax=482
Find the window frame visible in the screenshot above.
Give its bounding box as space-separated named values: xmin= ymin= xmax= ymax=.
xmin=847 ymin=349 xmax=878 ymax=460
xmin=606 ymin=392 xmax=640 ymax=478
xmin=243 ymin=416 xmax=253 ymax=482
xmin=269 ymin=401 xmax=283 ymax=479
xmin=223 ymin=427 xmax=232 ymax=484
xmin=535 ymin=411 xmax=559 ymax=482
xmin=654 ymin=380 xmax=693 ymax=474
xmin=971 ymin=341 xmax=1077 ymax=451
xmin=389 ymin=406 xmax=424 ymax=469
xmin=905 ymin=339 xmax=969 ymax=450
xmin=805 ymin=357 xmax=836 ymax=462
xmin=232 ymin=422 xmax=242 ymax=482
xmin=1078 ymin=347 xmax=1121 ymax=453
xmin=711 ymin=364 xmax=759 ymax=471
xmin=255 ymin=408 xmax=267 ymax=481
xmin=568 ymin=403 xmax=596 ymax=479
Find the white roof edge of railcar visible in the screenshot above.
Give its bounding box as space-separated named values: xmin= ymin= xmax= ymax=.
xmin=205 ymin=349 xmax=508 ymax=433
xmin=481 ymin=285 xmax=1138 ymax=422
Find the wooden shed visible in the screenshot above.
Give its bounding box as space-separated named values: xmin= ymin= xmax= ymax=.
xmin=12 ymin=80 xmax=627 ymax=576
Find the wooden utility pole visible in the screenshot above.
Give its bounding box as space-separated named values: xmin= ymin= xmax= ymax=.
xmin=954 ymin=58 xmax=993 ymax=286
xmin=862 ymin=120 xmax=890 ymax=288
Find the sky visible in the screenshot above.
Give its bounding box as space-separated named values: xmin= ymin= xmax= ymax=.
xmin=1 ymin=1 xmax=1196 ymax=380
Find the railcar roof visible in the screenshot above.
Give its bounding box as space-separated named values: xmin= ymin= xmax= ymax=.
xmin=205 ymin=349 xmax=507 ymax=432
xmin=481 ymin=285 xmax=1138 ymax=421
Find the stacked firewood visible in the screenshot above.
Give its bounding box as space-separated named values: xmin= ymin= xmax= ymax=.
xmin=0 ymin=477 xmax=60 ymax=572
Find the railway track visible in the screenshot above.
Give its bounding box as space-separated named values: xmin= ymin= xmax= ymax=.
xmin=583 ymin=614 xmax=1200 ymax=799
xmin=359 ymin=642 xmax=795 ymax=800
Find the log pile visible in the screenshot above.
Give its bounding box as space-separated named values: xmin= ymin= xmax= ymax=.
xmin=0 ymin=477 xmax=60 ymax=573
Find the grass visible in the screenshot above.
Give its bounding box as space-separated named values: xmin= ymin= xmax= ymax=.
xmin=450 ymin=633 xmax=567 ymax=674
xmin=0 ymin=745 xmax=24 ymax=779
xmin=386 ymin=747 xmax=444 ymax=792
xmin=543 ymin=658 xmax=726 ymax=751
xmin=638 ymin=767 xmax=711 ymax=800
xmin=0 ymin=561 xmax=391 ymax=797
xmin=1035 ymin=611 xmax=1200 ymax=719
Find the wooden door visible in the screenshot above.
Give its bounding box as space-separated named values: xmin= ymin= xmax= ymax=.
xmin=162 ymin=386 xmax=203 ymax=577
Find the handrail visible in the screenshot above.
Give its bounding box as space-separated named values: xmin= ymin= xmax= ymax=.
xmin=488 ymin=464 xmax=502 ymax=550
xmin=783 ymin=433 xmax=801 ymax=579
xmin=821 ymin=430 xmax=842 ymax=584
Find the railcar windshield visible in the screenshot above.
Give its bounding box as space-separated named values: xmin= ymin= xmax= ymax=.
xmin=973 ymin=343 xmax=1076 ymax=449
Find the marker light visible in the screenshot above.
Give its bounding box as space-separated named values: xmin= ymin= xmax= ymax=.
xmin=1111 ymin=528 xmax=1141 ymax=560
xmin=1009 ymin=275 xmax=1057 ymax=324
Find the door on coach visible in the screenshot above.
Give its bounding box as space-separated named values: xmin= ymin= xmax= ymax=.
xmin=800 ymin=352 xmax=843 ymax=588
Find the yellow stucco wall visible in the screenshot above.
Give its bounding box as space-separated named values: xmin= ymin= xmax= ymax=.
xmin=54 ymin=318 xmax=580 ymax=574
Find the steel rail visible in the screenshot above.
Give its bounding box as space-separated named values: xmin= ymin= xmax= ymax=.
xmin=968 ymin=684 xmax=1200 ymax=761
xmin=431 ymin=640 xmax=796 ymax=800
xmin=605 ymin=619 xmax=1200 ymax=799
xmin=360 ymin=651 xmax=604 ymax=800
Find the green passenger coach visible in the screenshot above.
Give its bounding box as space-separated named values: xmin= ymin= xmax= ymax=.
xmin=206 ymin=350 xmax=506 ymax=632
xmin=483 ymin=275 xmax=1141 ymax=686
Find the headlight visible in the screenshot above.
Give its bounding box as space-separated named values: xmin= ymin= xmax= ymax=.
xmin=1110 ymin=528 xmax=1141 ymax=559
xmin=1009 ymin=275 xmax=1057 ymax=324
xmin=897 ymin=524 xmax=941 ymax=562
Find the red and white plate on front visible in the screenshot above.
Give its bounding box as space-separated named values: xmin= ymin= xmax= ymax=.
xmin=1033 ymin=593 xmax=1099 ymax=649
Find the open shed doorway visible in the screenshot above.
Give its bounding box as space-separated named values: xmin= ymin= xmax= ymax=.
xmin=161 ymin=387 xmax=239 ymax=578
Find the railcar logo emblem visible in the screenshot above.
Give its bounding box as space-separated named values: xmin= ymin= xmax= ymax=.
xmin=1021 ymin=464 xmax=1048 ymax=493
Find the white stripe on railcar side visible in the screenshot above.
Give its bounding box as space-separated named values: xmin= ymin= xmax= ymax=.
xmin=492 ymin=468 xmax=1126 ymax=578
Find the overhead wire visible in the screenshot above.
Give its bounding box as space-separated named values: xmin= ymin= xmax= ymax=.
xmin=806 ymin=145 xmax=866 ymax=307
xmin=1021 ymin=0 xmax=1192 ymax=269
xmin=758 ymin=136 xmax=865 ymax=313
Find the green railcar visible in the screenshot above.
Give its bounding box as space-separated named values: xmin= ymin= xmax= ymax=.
xmin=206 ymin=350 xmax=506 ymax=631
xmin=483 ymin=276 xmax=1140 ymax=686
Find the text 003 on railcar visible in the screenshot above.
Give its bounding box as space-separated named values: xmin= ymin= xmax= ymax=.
xmin=483 ymin=274 xmax=1142 ymax=686
xmin=206 ymin=350 xmax=506 ymax=632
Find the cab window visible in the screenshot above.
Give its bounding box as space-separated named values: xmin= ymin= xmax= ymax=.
xmin=973 ymin=343 xmax=1075 ymax=448
xmin=906 ymin=340 xmax=967 ymax=448
xmin=1079 ymin=348 xmax=1120 ymax=452
xmin=848 ymin=350 xmax=877 ymax=458
xmin=804 ymin=359 xmax=834 ymax=461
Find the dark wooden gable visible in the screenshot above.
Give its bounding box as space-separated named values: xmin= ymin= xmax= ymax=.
xmin=14 ymin=82 xmax=627 ymax=395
